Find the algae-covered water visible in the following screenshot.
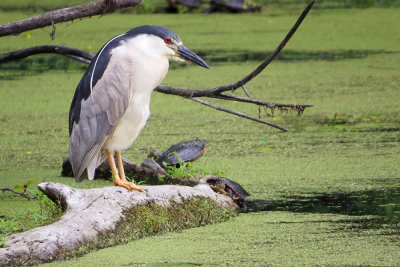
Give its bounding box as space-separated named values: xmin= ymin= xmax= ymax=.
xmin=1 ymin=2 xmax=400 ymax=266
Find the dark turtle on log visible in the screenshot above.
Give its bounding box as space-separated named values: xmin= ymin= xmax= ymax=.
xmin=155 ymin=140 xmax=206 ymax=168
xmin=206 ymin=176 xmax=250 ymax=210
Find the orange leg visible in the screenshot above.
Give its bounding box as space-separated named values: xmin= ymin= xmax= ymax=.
xmin=106 ymin=150 xmax=143 ymax=192
xmin=115 ymin=151 xmax=127 ymax=182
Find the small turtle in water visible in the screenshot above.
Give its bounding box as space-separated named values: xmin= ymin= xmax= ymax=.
xmin=206 ymin=176 xmax=250 ymax=210
xmin=154 ymin=140 xmax=206 ymax=168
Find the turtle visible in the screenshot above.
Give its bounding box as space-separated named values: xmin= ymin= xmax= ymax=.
xmin=155 ymin=140 xmax=206 ymax=168
xmin=206 ymin=176 xmax=250 ymax=210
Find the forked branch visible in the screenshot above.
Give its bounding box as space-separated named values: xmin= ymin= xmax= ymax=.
xmin=158 ymin=0 xmax=316 ymax=131
xmin=0 ymin=188 xmax=37 ymax=200
xmin=192 ymin=0 xmax=316 ymax=95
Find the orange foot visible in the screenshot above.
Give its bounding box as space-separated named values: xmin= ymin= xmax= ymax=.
xmin=115 ymin=180 xmax=144 ymax=192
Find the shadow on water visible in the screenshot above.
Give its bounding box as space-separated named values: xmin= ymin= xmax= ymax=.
xmin=1 ymin=49 xmax=397 ymax=80
xmin=1 ymin=49 xmax=398 ymax=80
xmin=246 ymin=185 xmax=400 ymax=232
xmin=0 ymin=55 xmax=87 ymax=80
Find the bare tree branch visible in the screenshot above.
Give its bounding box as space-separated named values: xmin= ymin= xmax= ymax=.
xmin=211 ymin=93 xmax=313 ymax=110
xmin=0 ymin=188 xmax=37 ymax=200
xmin=189 ymin=97 xmax=289 ymax=131
xmin=0 ymin=45 xmax=94 ymax=65
xmin=155 ymin=85 xmax=313 ymax=110
xmin=155 ymin=0 xmax=317 ymax=130
xmin=155 ymin=0 xmax=317 ymax=97
xmin=212 ymin=0 xmax=316 ymax=95
xmin=0 ymin=0 xmax=143 ymax=37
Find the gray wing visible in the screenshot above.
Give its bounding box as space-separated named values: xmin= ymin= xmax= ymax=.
xmin=69 ymin=36 xmax=132 ymax=182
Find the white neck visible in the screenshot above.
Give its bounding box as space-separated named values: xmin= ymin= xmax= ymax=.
xmin=111 ymin=34 xmax=170 ymax=98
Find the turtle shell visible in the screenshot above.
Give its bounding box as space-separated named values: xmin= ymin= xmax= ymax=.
xmin=206 ymin=176 xmax=250 ymax=210
xmin=156 ymin=140 xmax=206 ymax=167
xmin=206 ymin=177 xmax=250 ymax=198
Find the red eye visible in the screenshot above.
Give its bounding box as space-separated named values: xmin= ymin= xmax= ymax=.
xmin=164 ymin=37 xmax=172 ymax=44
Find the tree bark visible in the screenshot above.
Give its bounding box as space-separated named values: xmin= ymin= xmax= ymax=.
xmin=0 ymin=182 xmax=236 ymax=265
xmin=0 ymin=45 xmax=94 ymax=64
xmin=0 ymin=0 xmax=143 ymax=37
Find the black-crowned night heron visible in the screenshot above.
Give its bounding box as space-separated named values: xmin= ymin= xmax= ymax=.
xmin=69 ymin=25 xmax=209 ymax=191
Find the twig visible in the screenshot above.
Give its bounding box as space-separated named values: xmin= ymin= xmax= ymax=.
xmin=242 ymin=85 xmax=251 ymax=97
xmin=0 ymin=188 xmax=37 ymax=200
xmin=64 ymin=54 xmax=92 ymax=64
xmin=0 ymin=0 xmax=143 ymax=37
xmin=211 ymin=93 xmax=313 ymax=109
xmin=189 ymin=97 xmax=289 ymax=131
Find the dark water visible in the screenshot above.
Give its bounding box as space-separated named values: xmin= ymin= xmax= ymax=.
xmin=2 ymin=49 xmax=397 ymax=79
xmin=246 ymin=186 xmax=400 ymax=233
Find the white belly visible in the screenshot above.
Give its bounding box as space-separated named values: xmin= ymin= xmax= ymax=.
xmin=103 ymin=36 xmax=169 ymax=152
xmin=105 ymin=95 xmax=150 ymax=152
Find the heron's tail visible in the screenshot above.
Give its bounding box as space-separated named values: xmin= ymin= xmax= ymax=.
xmin=70 ymin=140 xmax=106 ymax=183
xmin=86 ymin=152 xmax=107 ymax=181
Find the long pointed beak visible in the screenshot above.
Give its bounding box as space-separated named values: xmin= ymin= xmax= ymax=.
xmin=177 ymin=45 xmax=210 ymax=69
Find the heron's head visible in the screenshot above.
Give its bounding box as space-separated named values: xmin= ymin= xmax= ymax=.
xmin=125 ymin=25 xmax=209 ymax=69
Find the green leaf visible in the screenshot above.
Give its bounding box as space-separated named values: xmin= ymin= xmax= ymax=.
xmin=26 ymin=178 xmax=38 ymax=186
xmin=13 ymin=184 xmax=24 ymax=192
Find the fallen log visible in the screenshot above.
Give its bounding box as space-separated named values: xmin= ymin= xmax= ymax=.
xmin=0 ymin=182 xmax=237 ymax=265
